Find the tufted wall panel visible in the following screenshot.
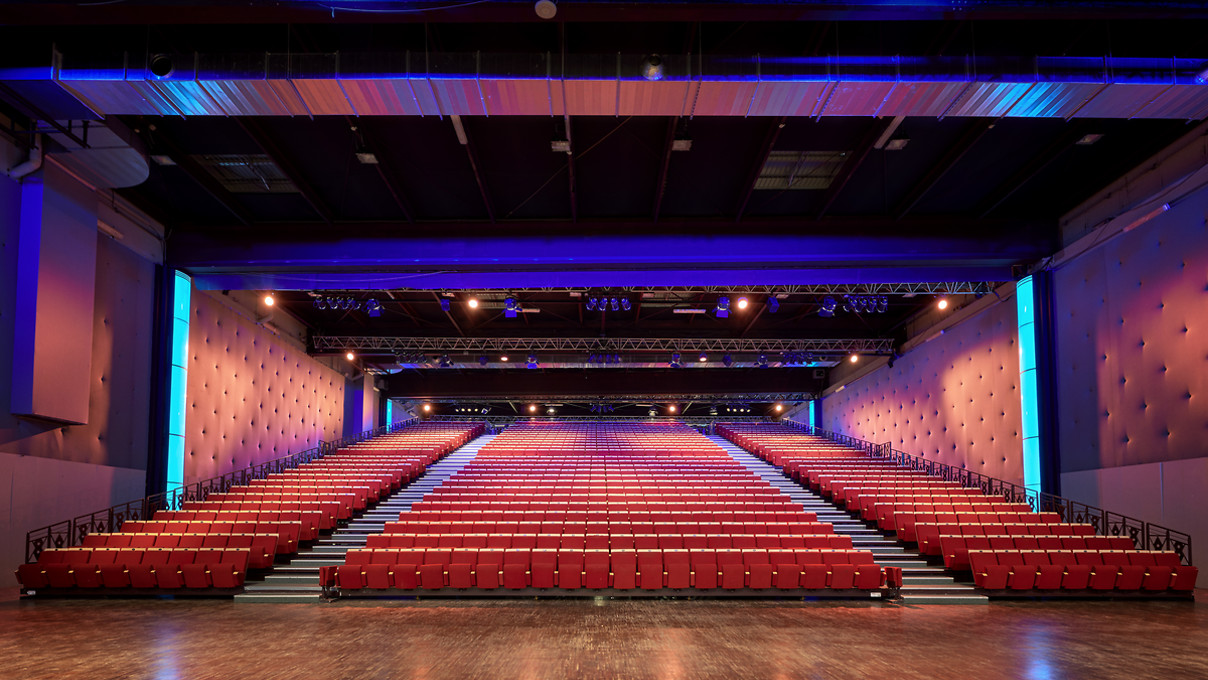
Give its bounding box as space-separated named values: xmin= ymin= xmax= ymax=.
xmin=184 ymin=291 xmax=344 ymax=483
xmin=1054 ymin=195 xmax=1208 ymax=473
xmin=822 ymin=296 xmax=1024 ymax=484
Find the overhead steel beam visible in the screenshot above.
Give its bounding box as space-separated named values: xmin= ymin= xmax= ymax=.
xmin=431 ymin=292 xmax=464 ymax=337
xmin=150 ymin=130 xmax=254 ymax=227
xmin=977 ymin=121 xmax=1095 ymax=217
xmin=735 ymin=116 xmax=786 ymax=222
xmin=894 ymin=118 xmax=995 ymax=219
xmin=652 ymin=116 xmax=678 ymax=222
xmin=451 ymin=115 xmax=496 ymax=223
xmin=309 ymin=283 xmax=1000 ymax=295
xmin=356 ymin=119 xmax=414 ymax=223
xmin=238 ymin=118 xmax=333 ymax=224
xmin=315 ymin=336 xmax=895 ymax=354
xmin=817 ymin=117 xmax=895 ymax=219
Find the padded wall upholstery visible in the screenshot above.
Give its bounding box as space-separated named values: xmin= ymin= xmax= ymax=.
xmin=0 ymin=223 xmax=155 ymax=470
xmin=822 ymin=297 xmax=1024 ymax=484
xmin=1054 ymin=194 xmax=1208 ymax=473
xmin=185 ymin=291 xmax=344 ymax=483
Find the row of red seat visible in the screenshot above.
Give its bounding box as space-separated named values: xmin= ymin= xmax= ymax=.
xmin=327 ymin=547 xmax=896 ymax=591
xmin=16 ymin=423 xmax=485 ymax=593
xmin=716 ymin=423 xmax=1198 ymax=594
xmin=327 ymin=423 xmax=887 ymax=594
xmin=16 ymin=548 xmax=249 ymax=589
xmin=970 ymin=550 xmax=1196 ymax=591
xmin=366 ymin=533 xmax=857 ymax=550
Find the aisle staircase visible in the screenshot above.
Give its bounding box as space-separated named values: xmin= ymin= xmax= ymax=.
xmin=708 ymin=434 xmax=987 ymax=605
xmin=236 ymin=432 xmax=497 ymax=603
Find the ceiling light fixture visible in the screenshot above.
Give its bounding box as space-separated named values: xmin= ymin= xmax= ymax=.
xmin=937 ymin=298 xmax=949 ymax=311
xmin=641 ymin=54 xmax=665 ymax=81
xmin=345 ymin=351 xmax=355 ymax=361
xmin=715 ymin=296 xmax=730 ymax=318
xmin=263 ymin=294 xmax=274 ymax=307
xmin=534 ymin=0 xmax=557 ymax=20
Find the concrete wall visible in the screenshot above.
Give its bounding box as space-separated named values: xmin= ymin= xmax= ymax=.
xmin=183 ymin=290 xmax=344 ymax=483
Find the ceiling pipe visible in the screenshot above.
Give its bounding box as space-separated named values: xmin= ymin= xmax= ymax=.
xmin=5 ymin=133 xmax=42 ymax=180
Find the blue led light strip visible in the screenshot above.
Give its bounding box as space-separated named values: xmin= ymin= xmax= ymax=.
xmin=385 ymin=399 xmax=393 ymax=426
xmin=808 ymin=400 xmax=817 ymax=429
xmin=1016 ymin=276 xmax=1042 ymax=493
xmin=166 ymin=271 xmax=191 ymax=492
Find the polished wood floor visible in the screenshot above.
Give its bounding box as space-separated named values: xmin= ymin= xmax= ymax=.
xmin=2 ymin=590 xmax=1205 ymax=679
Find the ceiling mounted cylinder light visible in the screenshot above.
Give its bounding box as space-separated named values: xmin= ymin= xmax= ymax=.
xmin=698 ymin=352 xmax=708 ymax=363
xmin=467 ymin=297 xmax=479 ymax=309
xmin=641 ymin=54 xmax=665 ymax=81
xmin=528 ymin=404 xmax=538 ymax=413
xmin=527 ymin=353 xmax=539 ymax=369
xmin=819 ymin=296 xmax=837 ymax=317
xmin=715 ymin=296 xmax=730 ymax=318
xmin=149 ymin=54 xmax=174 ymax=78
xmin=767 ymin=297 xmax=780 ymax=314
xmin=722 ymin=353 xmax=733 ymax=368
xmin=937 ymin=297 xmax=949 ymax=311
xmin=345 ymin=351 xmax=355 ymax=361
xmin=422 ymin=403 xmax=431 ymax=413
xmin=534 ymin=0 xmax=557 ymax=19
xmin=263 ymin=293 xmax=274 ymax=307
xmin=849 ymin=354 xmax=860 ymax=363
xmin=669 ymin=352 xmax=682 ymax=369
xmin=736 ymin=296 xmax=749 ymax=310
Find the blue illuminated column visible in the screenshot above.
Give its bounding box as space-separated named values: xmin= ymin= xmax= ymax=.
xmin=165 ymin=271 xmax=191 ymax=493
xmin=1016 ymin=276 xmax=1042 ymax=493
xmin=385 ymin=399 xmax=394 ymax=428
xmin=807 ymin=400 xmax=817 ymax=431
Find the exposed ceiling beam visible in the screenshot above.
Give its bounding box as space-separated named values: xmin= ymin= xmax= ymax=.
xmin=734 ymin=116 xmax=786 ymax=222
xmin=355 ymin=119 xmax=414 ymax=223
xmin=432 ymin=292 xmax=465 ymax=337
xmin=894 ymin=117 xmax=995 ymax=219
xmin=318 ymin=335 xmax=895 ymax=354
xmin=238 ymin=118 xmax=333 ymax=224
xmin=977 ymin=121 xmax=1095 ymax=218
xmin=817 ymin=116 xmax=895 ymax=219
xmin=451 ymin=115 xmax=496 ymax=223
xmin=149 ymin=128 xmax=254 ymax=227
xmin=652 ymin=116 xmax=678 ymax=222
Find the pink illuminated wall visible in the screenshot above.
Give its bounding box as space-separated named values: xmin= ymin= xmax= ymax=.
xmin=821 ymin=295 xmax=1025 ymax=484
xmin=183 ymin=291 xmax=344 ymax=483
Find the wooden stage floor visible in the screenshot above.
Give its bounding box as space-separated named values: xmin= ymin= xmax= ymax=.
xmin=2 ymin=591 xmax=1205 ymax=679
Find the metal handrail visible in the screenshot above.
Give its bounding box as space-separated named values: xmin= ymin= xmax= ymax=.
xmin=23 ymin=418 xmax=419 ymax=563
xmin=752 ymin=419 xmax=1194 ymax=565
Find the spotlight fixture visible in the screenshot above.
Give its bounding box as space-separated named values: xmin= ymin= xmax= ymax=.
xmin=440 ymin=299 xmax=451 ymax=312
xmin=467 ymin=297 xmax=479 ymax=309
xmin=529 ymin=404 xmax=538 ymax=413
xmin=774 ymin=403 xmax=783 ymax=412
xmin=500 ymin=355 xmax=509 ymax=362
xmin=263 ymin=293 xmax=275 ymax=307
xmin=722 ymin=353 xmax=733 ymax=368
xmin=365 ymin=299 xmax=382 ymax=318
xmin=876 ymin=295 xmax=889 ymax=313
xmin=422 ymin=403 xmax=431 ymax=412
xmin=641 ymin=54 xmax=665 ymax=81
xmin=345 ymin=351 xmax=355 ymax=361
xmin=504 ymin=297 xmax=519 ymax=319
xmin=620 ymin=298 xmax=632 ymax=311
xmin=534 ymin=0 xmax=557 ymax=20
xmin=736 ymin=297 xmax=749 ymax=310
xmin=547 ymin=407 xmax=556 ymax=416
xmin=849 ymin=354 xmax=860 ymax=364
xmin=439 ymin=354 xmax=453 ymax=368
xmin=698 ymin=352 xmax=708 ymax=363
xmin=819 ymin=296 xmax=837 ymax=317
xmin=767 ymin=298 xmax=780 ymax=314
xmin=715 ymin=296 xmax=730 ymax=319
xmin=586 ymin=298 xmax=598 ymax=311
xmin=669 ymin=352 xmax=682 ymax=369
xmin=756 ymin=353 xmax=768 ymax=369
xmin=527 ymin=353 xmax=539 ymax=369
xmin=937 ymin=298 xmax=949 ymax=311
xmin=149 ymin=54 xmax=174 ymax=78
xmin=648 ymin=408 xmax=657 ymax=417
xmin=610 ymin=297 xmax=620 ymax=312
xmin=668 ymin=404 xmax=677 ymax=413
xmin=478 ymin=355 xmax=489 ymax=366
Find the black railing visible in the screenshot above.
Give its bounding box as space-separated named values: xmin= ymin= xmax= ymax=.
xmin=777 ymin=419 xmax=1193 ymax=565
xmin=426 ymin=415 xmax=773 ymax=425
xmin=24 ymin=418 xmax=419 ymax=563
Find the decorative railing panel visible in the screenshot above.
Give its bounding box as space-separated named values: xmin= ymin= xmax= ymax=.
xmin=780 ymin=419 xmax=1193 ymax=565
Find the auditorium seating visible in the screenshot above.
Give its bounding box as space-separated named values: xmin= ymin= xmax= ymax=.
xmin=717 ymin=423 xmax=1196 ymax=596
xmin=16 ymin=422 xmax=482 ymax=594
xmin=326 ymin=423 xmax=887 ymax=594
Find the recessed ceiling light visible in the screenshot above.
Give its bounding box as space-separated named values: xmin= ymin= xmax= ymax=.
xmin=1076 ymin=134 xmax=1104 ymax=146
xmin=884 ymin=138 xmax=910 ymax=151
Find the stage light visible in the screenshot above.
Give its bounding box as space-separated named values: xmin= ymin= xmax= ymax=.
xmin=500 ymin=355 xmax=509 ymax=362
xmin=345 ymin=351 xmax=355 ymax=361
xmin=529 ymin=404 xmax=537 ymax=413
xmin=527 ymin=353 xmax=539 ymax=369
xmin=715 ymin=296 xmax=730 ymax=318
xmin=365 ymin=299 xmax=382 ymax=318
xmin=467 ymin=297 xmax=479 ymax=309
xmin=504 ymin=297 xmax=518 ymax=318
xmin=767 ymin=298 xmax=780 ymax=314
xmin=587 ymin=298 xmax=598 ymax=311
xmin=263 ymin=294 xmax=275 ymax=307
xmin=439 ymin=354 xmax=452 ymax=368
xmin=440 ymin=299 xmax=451 ymax=312
xmin=774 ymin=403 xmax=783 ymax=412
xmin=648 ymin=408 xmax=657 ymax=417
xmin=149 ymin=54 xmax=174 ymax=78
xmin=621 ymin=298 xmax=632 ymax=311
xmin=422 ymin=403 xmax=431 ymax=412
xmin=668 ymin=404 xmax=677 ymax=413
xmin=722 ymin=353 xmax=733 ymax=368
xmin=670 ymin=352 xmax=682 ymax=368
xmin=547 ymin=407 xmax=556 ymax=416
xmin=478 ymin=355 xmax=489 ymax=366
xmin=314 ymin=297 xmax=327 ymax=310
xmin=736 ymin=297 xmax=749 ymax=310
xmin=819 ymin=296 xmax=837 ymax=317
xmin=756 ymin=353 xmax=768 ymax=369
xmin=610 ymin=297 xmax=620 ymax=311
xmin=698 ymin=352 xmax=708 ymax=363
xmin=534 ymin=0 xmax=557 ymax=19
xmin=849 ymin=354 xmax=859 ymax=363
xmin=877 ymin=296 xmax=888 ymax=313
xmin=641 ymin=54 xmax=664 ymax=81
xmin=937 ymin=298 xmax=949 ymax=311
